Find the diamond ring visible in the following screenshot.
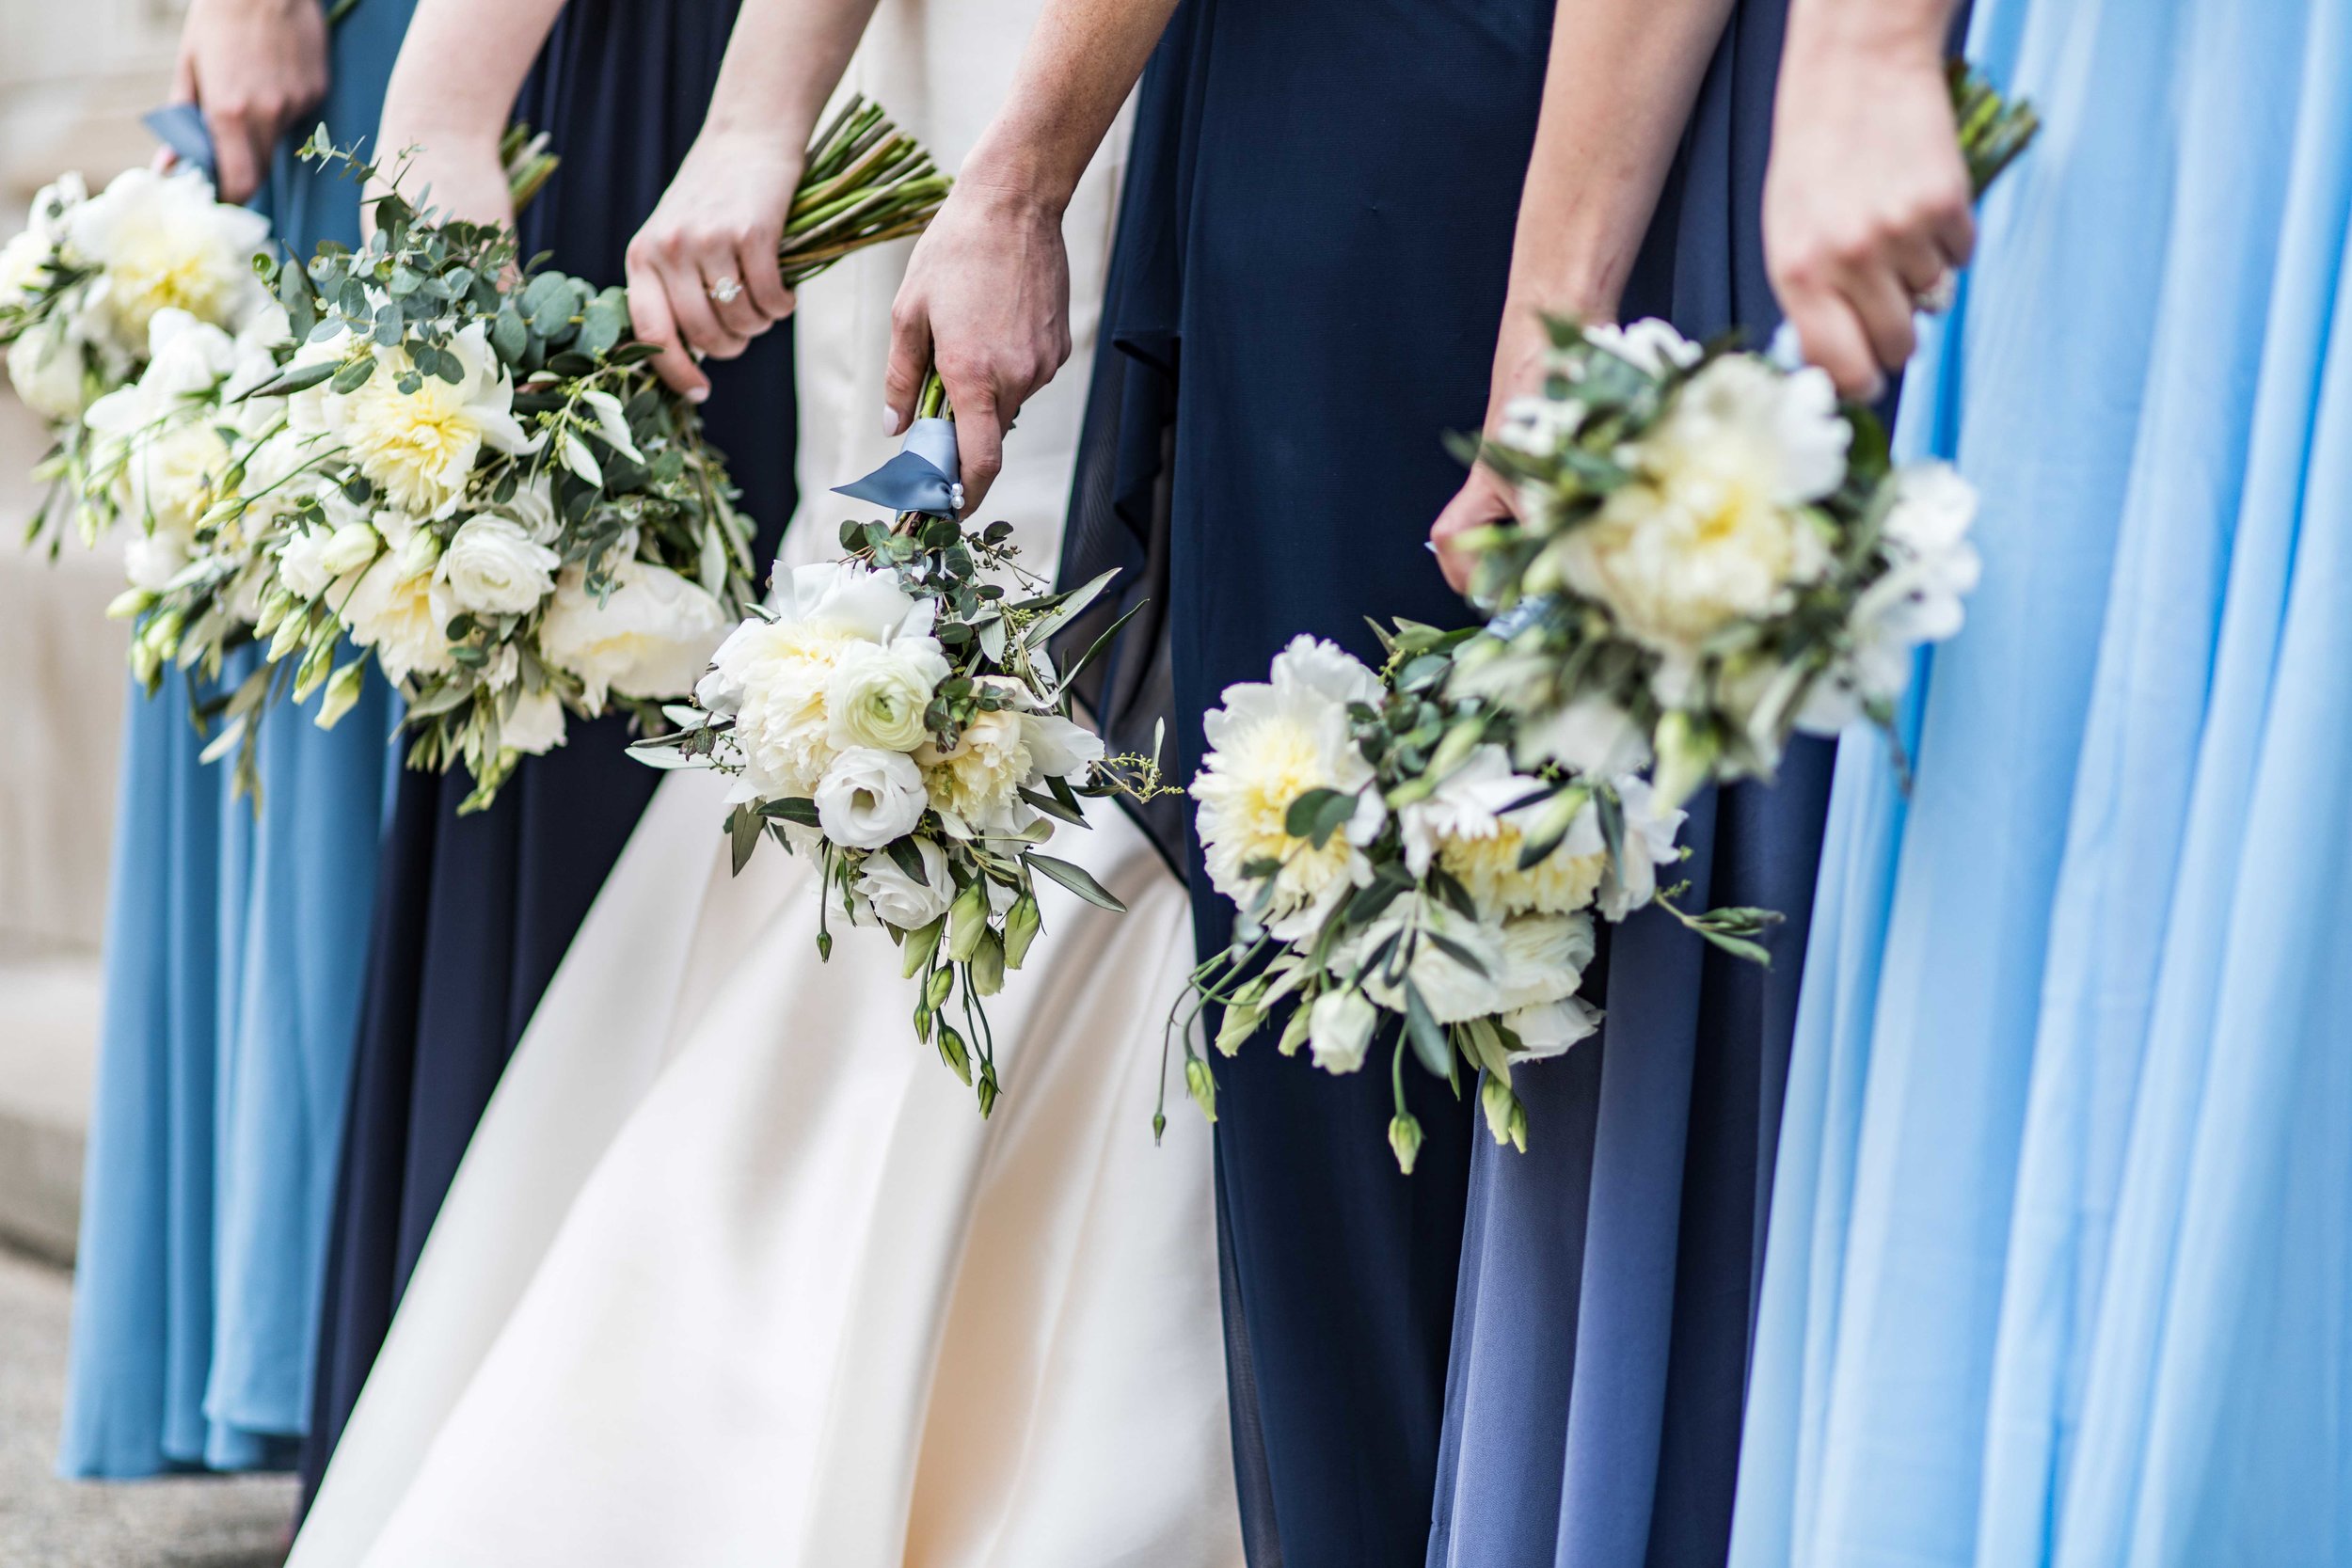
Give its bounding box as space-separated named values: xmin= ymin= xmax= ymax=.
xmin=707 ymin=276 xmax=742 ymax=306
xmin=1914 ymin=267 xmax=1959 ymax=314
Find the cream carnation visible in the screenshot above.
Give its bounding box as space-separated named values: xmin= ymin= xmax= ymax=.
xmin=319 ymin=322 xmax=532 ymax=517
xmin=65 ymin=166 xmax=269 ymax=355
xmin=342 ymin=555 xmax=454 ymax=687
xmin=1194 ymin=636 xmax=1387 ymax=942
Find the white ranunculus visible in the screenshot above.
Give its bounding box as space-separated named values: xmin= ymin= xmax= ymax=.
xmin=341 ymin=555 xmax=454 ymax=687
xmin=1552 ymin=353 xmax=1847 ymax=660
xmin=1514 ymin=691 xmax=1653 ymax=778
xmin=7 ymin=317 xmax=87 ymax=421
xmin=65 ymin=166 xmax=270 ymax=355
xmin=436 ymin=514 xmax=561 ymax=617
xmin=319 ymin=322 xmax=532 ymax=517
xmin=501 ymin=684 xmax=568 ymax=755
xmin=815 ymin=746 xmax=930 ymax=848
xmin=1194 ymin=636 xmax=1387 ymax=942
xmin=538 ymin=558 xmax=731 ymax=709
xmin=825 ymin=637 xmax=949 ymax=752
xmin=1597 ymin=774 xmax=1687 ymax=922
xmin=853 ymin=836 xmax=953 ymax=929
xmin=1583 ymin=318 xmax=1703 ymax=378
xmin=1396 ymin=744 xmax=1532 ymax=879
xmin=1308 ymin=988 xmax=1379 ymax=1074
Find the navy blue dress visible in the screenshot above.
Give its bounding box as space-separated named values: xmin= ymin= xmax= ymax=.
xmin=1062 ymin=1 xmax=1829 ymax=1562
xmin=296 ymin=0 xmax=796 ymax=1508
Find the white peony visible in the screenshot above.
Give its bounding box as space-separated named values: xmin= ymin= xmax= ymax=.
xmin=318 ymin=321 xmax=532 ymax=517
xmin=825 ymin=638 xmax=949 ymax=752
xmin=65 ymin=166 xmax=269 ymax=355
xmin=539 ymin=558 xmax=731 ymax=708
xmin=1308 ymin=988 xmax=1379 ymax=1074
xmin=1550 ymin=355 xmax=1847 ymax=670
xmin=815 ymin=746 xmax=930 ymax=848
xmin=501 ymin=684 xmax=569 ymax=755
xmin=436 ymin=514 xmax=561 ymax=617
xmin=920 ymin=705 xmax=1035 ymax=833
xmin=1492 ymin=912 xmax=1598 ymax=1029
xmin=1194 ymin=636 xmax=1387 ymax=942
xmin=853 ymin=836 xmax=954 ymax=929
xmin=341 ymin=554 xmax=454 ymax=687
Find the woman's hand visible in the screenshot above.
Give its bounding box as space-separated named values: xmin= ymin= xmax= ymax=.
xmin=373 ymin=124 xmax=516 ymax=234
xmin=625 ymin=130 xmax=803 ymax=402
xmin=1765 ymin=15 xmax=1972 ymax=399
xmin=171 ymin=0 xmax=330 ymax=205
xmin=883 ymin=179 xmax=1073 ymax=513
xmin=1432 ymin=297 xmax=1586 ymax=595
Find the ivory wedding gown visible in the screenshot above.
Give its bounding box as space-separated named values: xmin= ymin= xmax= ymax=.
xmin=286 ymin=11 xmax=1242 ymax=1564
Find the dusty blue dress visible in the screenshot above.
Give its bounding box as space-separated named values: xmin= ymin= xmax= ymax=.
xmin=57 ymin=0 xmax=408 ymax=1479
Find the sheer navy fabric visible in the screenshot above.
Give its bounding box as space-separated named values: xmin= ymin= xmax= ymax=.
xmin=296 ymin=0 xmax=796 ymax=1508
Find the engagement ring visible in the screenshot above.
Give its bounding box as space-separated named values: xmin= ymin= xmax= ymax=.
xmin=707 ymin=276 xmax=742 ymax=305
xmin=1915 ymin=267 xmax=1959 ymax=313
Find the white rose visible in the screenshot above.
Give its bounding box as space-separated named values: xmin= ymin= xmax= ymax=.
xmin=65 ymin=166 xmax=270 ymax=355
xmin=319 ymin=321 xmax=532 ymax=517
xmin=1502 ymin=997 xmax=1604 ymax=1062
xmin=1308 ymin=989 xmax=1378 ymax=1075
xmin=501 ymin=684 xmax=568 ymax=755
xmin=539 ymin=558 xmax=731 ymax=709
xmin=436 ymin=514 xmax=561 ymax=617
xmin=1194 ymin=635 xmax=1387 ymax=942
xmin=852 ymin=836 xmax=953 ymax=929
xmin=815 ymin=746 xmax=929 ymax=849
xmin=825 ymin=638 xmax=949 ymax=752
xmin=7 ymin=317 xmax=87 ymax=422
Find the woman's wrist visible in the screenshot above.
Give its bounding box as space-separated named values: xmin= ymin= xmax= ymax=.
xmin=1785 ymin=0 xmax=1954 ymax=73
xmin=959 ymin=122 xmax=1083 ymax=219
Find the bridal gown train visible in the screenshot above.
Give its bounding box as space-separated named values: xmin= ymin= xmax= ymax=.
xmin=287 ymin=10 xmax=1244 ymax=1564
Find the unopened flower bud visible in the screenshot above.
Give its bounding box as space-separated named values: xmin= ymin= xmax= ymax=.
xmin=1388 ymin=1113 xmax=1425 ymax=1175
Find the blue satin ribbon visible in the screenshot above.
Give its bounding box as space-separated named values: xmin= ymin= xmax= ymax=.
xmin=833 ymin=418 xmax=963 ymax=516
xmin=143 ymin=105 xmax=216 ymax=177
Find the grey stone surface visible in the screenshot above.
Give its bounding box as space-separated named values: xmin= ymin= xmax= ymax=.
xmin=0 ymin=939 xmax=99 ymax=1265
xmin=0 ymin=1246 xmax=295 ymax=1568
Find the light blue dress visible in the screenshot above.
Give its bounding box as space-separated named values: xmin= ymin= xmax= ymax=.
xmin=59 ymin=0 xmax=410 ymax=1477
xmin=1731 ymin=0 xmax=2352 ymax=1562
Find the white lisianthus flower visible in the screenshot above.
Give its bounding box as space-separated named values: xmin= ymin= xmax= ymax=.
xmin=1495 ymin=393 xmax=1585 ymax=462
xmin=539 ymin=558 xmax=731 ymax=708
xmin=1022 ymin=711 xmax=1106 ymax=785
xmin=825 ymin=638 xmax=949 ymax=752
xmin=65 ymin=166 xmax=270 ymax=355
xmin=277 ymin=522 xmax=345 ymax=599
xmin=0 ymin=228 xmax=51 ymax=309
xmin=1194 ymin=635 xmax=1387 ymax=942
xmin=1511 ymin=691 xmax=1651 ymax=779
xmin=853 ymin=836 xmax=953 ymax=929
xmin=7 ymin=318 xmax=87 ymax=421
xmin=436 ymin=514 xmax=561 ymax=617
xmin=1551 ymin=354 xmax=1847 ymax=667
xmin=1344 ymin=897 xmax=1510 ymax=1025
xmin=1800 ymin=460 xmax=1984 ymax=733
xmin=499 ymin=472 xmax=562 ymax=544
xmin=815 ymin=746 xmax=930 ymax=849
xmin=342 ymin=555 xmax=454 ymax=687
xmin=501 ymin=684 xmax=569 ymax=755
xmin=320 ymin=322 xmax=532 ymax=517
xmin=1596 ymin=774 xmax=1687 ymax=922
xmin=1582 ymin=318 xmax=1703 ymax=377
xmin=1308 ymin=988 xmax=1379 ymax=1074
xmin=121 ymin=531 xmax=192 ymax=594
xmin=1491 ymin=911 xmax=1599 ymax=1046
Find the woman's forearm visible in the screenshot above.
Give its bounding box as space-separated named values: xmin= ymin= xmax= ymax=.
xmin=1506 ymin=0 xmax=1740 ymax=324
xmin=700 ymin=0 xmax=887 ymax=149
xmin=959 ymin=0 xmax=1182 ymax=210
xmin=1783 ymin=0 xmax=1960 ymax=71
xmin=380 ymin=0 xmax=566 ymax=146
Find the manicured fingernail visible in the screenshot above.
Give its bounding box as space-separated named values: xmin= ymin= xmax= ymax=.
xmin=688 ymin=386 xmax=709 ymax=404
xmin=882 ymin=405 xmax=902 ymax=436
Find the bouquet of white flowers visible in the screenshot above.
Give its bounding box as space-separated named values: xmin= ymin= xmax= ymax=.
xmin=115 ymin=107 xmax=938 ymax=808
xmin=634 ymin=372 xmax=1165 ymax=1116
xmin=1 ymin=166 xmax=275 ymax=549
xmin=1454 ymin=68 xmax=2033 ymax=807
xmin=1176 ymin=620 xmax=1775 ymax=1170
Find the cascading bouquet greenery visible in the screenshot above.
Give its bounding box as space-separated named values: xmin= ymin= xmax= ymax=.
xmin=1176 ymin=623 xmax=1776 ymax=1172
xmin=1453 ymin=68 xmax=2035 ymax=809
xmin=109 ymin=102 xmax=944 ymax=808
xmin=633 ymin=372 xmax=1167 ymax=1117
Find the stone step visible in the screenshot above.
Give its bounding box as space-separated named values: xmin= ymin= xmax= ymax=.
xmin=0 ymin=940 xmax=98 ymax=1267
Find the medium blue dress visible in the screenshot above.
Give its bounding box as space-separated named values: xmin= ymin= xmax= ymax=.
xmin=296 ymin=0 xmax=798 ymax=1509
xmin=1732 ymin=0 xmax=2352 ymax=1562
xmin=58 ymin=0 xmax=409 ymax=1479
xmin=1423 ymin=7 xmax=1836 ymax=1563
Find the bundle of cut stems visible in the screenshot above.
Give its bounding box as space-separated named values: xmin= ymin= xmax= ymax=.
xmin=782 ymin=95 xmax=952 ymax=286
